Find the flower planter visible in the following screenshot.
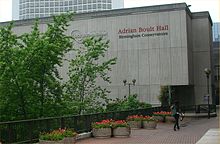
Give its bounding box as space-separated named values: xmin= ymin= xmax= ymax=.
xmin=113 ymin=127 xmax=131 ymax=137
xmin=143 ymin=121 xmax=157 ymax=129
xmin=165 ymin=116 xmax=175 ymax=123
xmin=127 ymin=121 xmax=142 ymax=129
xmin=153 ymin=116 xmax=164 ymax=122
xmin=39 ymin=137 xmax=76 ymax=144
xmin=92 ymin=128 xmax=112 ymax=138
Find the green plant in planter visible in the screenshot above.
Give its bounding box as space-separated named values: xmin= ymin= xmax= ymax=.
xmin=126 ymin=115 xmax=143 ymax=121
xmin=142 ymin=116 xmax=157 ymax=122
xmin=92 ymin=119 xmax=112 ymax=129
xmin=39 ymin=129 xmax=77 ymax=141
xmin=112 ymin=120 xmax=129 ymax=128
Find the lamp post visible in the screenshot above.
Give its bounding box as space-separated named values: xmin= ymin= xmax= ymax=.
xmin=204 ymin=68 xmax=211 ymax=119
xmin=123 ymin=79 xmax=136 ymax=96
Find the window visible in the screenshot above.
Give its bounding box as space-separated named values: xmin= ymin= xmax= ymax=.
xmin=50 ymin=2 xmax=54 ymax=7
xmin=83 ymin=0 xmax=87 ymax=4
xmin=35 ymin=8 xmax=39 ymax=13
xmin=83 ymin=5 xmax=87 ymax=10
xmin=107 ymin=4 xmax=111 ymax=9
xmin=45 ymin=2 xmax=49 ymax=7
xmin=45 ymin=8 xmax=49 ymax=12
xmin=50 ymin=8 xmax=54 ymax=13
xmin=30 ymin=8 xmax=34 ymax=13
xmin=78 ymin=0 xmax=82 ymax=4
xmin=64 ymin=1 xmax=68 ymax=6
xmin=55 ymin=8 xmax=59 ymax=12
xmin=64 ymin=7 xmax=69 ymax=12
xmin=78 ymin=5 xmax=82 ymax=10
xmin=40 ymin=8 xmax=44 ymax=13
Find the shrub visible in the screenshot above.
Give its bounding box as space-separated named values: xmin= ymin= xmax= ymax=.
xmin=153 ymin=111 xmax=171 ymax=117
xmin=106 ymin=95 xmax=152 ymax=112
xmin=39 ymin=128 xmax=77 ymax=141
xmin=126 ymin=115 xmax=143 ymax=121
xmin=142 ymin=116 xmax=157 ymax=121
xmin=92 ymin=119 xmax=112 ymax=129
xmin=112 ymin=120 xmax=129 ymax=128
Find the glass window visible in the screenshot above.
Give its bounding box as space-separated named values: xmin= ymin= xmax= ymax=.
xmin=35 ymin=8 xmax=39 ymax=13
xmin=60 ymin=2 xmax=63 ymax=6
xmin=98 ymin=4 xmax=101 ymax=8
xmin=73 ymin=0 xmax=77 ymax=5
xmin=78 ymin=0 xmax=82 ymax=4
xmin=50 ymin=8 xmax=54 ymax=12
xmin=30 ymin=14 xmax=35 ymax=18
xmin=83 ymin=5 xmax=87 ymax=10
xmin=30 ymin=9 xmax=34 ymax=13
xmin=69 ymin=7 xmax=73 ymax=11
xmin=60 ymin=7 xmax=64 ymax=12
xmin=30 ymin=3 xmax=34 ymax=7
xmin=83 ymin=0 xmax=87 ymax=4
xmin=50 ymin=2 xmax=54 ymax=7
xmin=55 ymin=2 xmax=59 ymax=6
xmin=35 ymin=2 xmax=39 ymax=7
xmin=78 ymin=5 xmax=82 ymax=10
xmin=40 ymin=2 xmax=44 ymax=7
xmin=45 ymin=8 xmax=49 ymax=12
xmin=103 ymin=4 xmax=106 ymax=9
xmin=45 ymin=2 xmax=49 ymax=7
xmin=88 ymin=0 xmax=92 ymax=3
xmin=88 ymin=5 xmax=92 ymax=9
xmin=55 ymin=8 xmax=59 ymax=12
xmin=65 ymin=1 xmax=68 ymax=6
xmin=92 ymin=4 xmax=96 ymax=9
xmin=65 ymin=7 xmax=69 ymax=12
xmin=40 ymin=8 xmax=44 ymax=13
xmin=40 ymin=14 xmax=44 ymax=17
xmin=107 ymin=4 xmax=111 ymax=9
xmin=35 ymin=14 xmax=40 ymax=18
xmin=74 ymin=6 xmax=77 ymax=11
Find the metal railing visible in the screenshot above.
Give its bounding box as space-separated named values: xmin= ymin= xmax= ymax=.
xmin=0 ymin=105 xmax=216 ymax=143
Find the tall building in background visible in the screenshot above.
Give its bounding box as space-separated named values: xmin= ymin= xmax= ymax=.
xmin=12 ymin=0 xmax=124 ymax=20
xmin=212 ymin=22 xmax=220 ymax=104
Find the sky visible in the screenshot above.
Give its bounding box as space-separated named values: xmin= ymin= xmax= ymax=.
xmin=0 ymin=0 xmax=219 ymax=22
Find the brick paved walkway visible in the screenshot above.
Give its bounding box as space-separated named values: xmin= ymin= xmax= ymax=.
xmin=77 ymin=116 xmax=219 ymax=144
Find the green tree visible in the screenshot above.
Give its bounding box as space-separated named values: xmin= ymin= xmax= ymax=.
xmin=0 ymin=13 xmax=74 ymax=121
xmin=64 ymin=37 xmax=117 ymax=114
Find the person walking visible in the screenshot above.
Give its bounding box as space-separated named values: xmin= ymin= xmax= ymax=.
xmin=171 ymin=101 xmax=180 ymax=131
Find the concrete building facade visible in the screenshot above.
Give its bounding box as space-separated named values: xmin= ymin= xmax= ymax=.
xmin=12 ymin=0 xmax=124 ymax=20
xmin=3 ymin=3 xmax=213 ymax=105
xmin=212 ymin=23 xmax=220 ymax=104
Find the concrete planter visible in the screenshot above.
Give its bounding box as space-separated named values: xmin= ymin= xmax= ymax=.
xmin=127 ymin=121 xmax=142 ymax=129
xmin=165 ymin=116 xmax=175 ymax=123
xmin=113 ymin=127 xmax=131 ymax=137
xmin=39 ymin=137 xmax=76 ymax=144
xmin=153 ymin=116 xmax=164 ymax=122
xmin=143 ymin=121 xmax=157 ymax=129
xmin=92 ymin=128 xmax=112 ymax=138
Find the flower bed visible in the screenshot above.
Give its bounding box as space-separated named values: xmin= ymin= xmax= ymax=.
xmin=142 ymin=116 xmax=157 ymax=129
xmin=126 ymin=115 xmax=143 ymax=129
xmin=112 ymin=120 xmax=130 ymax=137
xmin=39 ymin=128 xmax=77 ymax=144
xmin=92 ymin=119 xmax=112 ymax=138
xmin=153 ymin=111 xmax=171 ymax=122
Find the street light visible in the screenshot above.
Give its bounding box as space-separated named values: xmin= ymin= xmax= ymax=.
xmin=204 ymin=68 xmax=211 ymax=119
xmin=123 ymin=79 xmax=136 ymax=96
